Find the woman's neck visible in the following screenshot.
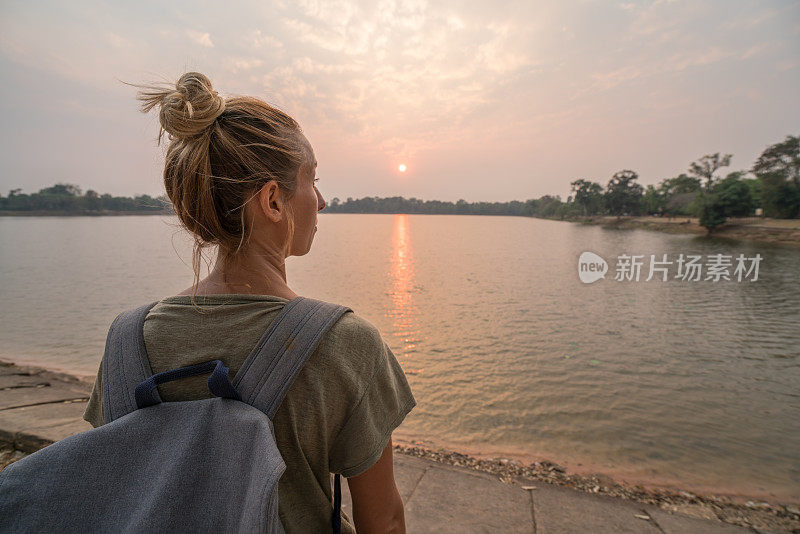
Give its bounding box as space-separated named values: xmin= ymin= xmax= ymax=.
xmin=177 ymin=249 xmax=298 ymax=300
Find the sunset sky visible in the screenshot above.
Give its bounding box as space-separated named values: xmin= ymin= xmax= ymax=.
xmin=1 ymin=0 xmax=798 ymax=202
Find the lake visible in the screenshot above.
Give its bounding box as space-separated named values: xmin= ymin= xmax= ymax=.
xmin=0 ymin=214 xmax=798 ymax=502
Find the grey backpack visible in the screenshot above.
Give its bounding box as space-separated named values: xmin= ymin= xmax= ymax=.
xmin=0 ymin=296 xmax=351 ymax=533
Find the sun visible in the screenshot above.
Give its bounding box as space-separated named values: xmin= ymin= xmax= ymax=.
xmin=398 ymin=164 xmax=407 ymax=173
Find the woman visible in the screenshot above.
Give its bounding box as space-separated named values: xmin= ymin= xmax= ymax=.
xmin=83 ymin=72 xmax=416 ymax=533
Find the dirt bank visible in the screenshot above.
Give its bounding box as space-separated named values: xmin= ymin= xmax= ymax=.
xmin=575 ymin=216 xmax=800 ymax=247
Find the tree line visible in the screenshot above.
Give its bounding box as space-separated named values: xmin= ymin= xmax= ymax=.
xmin=2 ymin=134 xmax=797 ymax=231
xmin=327 ymin=134 xmax=799 ymax=231
xmin=0 ymin=184 xmax=171 ymax=213
xmin=567 ymin=135 xmax=799 ymax=230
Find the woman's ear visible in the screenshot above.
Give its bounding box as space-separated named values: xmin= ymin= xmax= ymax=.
xmin=256 ymin=181 xmax=284 ymax=223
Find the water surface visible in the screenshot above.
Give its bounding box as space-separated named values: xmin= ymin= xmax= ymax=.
xmin=1 ymin=214 xmax=798 ymax=502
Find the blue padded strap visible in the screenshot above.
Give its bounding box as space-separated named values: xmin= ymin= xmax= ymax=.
xmin=232 ymin=296 xmax=351 ymax=420
xmin=135 ymin=360 xmax=241 ymax=409
xmin=102 ymin=301 xmax=159 ymax=423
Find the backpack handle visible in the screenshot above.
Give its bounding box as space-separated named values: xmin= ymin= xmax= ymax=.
xmin=134 ymin=359 xmax=242 ymax=410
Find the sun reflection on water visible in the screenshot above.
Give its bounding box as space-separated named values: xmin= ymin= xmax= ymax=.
xmin=386 ymin=215 xmax=424 ymax=367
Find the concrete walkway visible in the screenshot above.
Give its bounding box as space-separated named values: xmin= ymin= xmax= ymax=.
xmin=0 ymin=361 xmax=765 ymax=533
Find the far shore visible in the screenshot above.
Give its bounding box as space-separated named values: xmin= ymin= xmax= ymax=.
xmin=568 ymin=215 xmax=800 ymax=247
xmin=1 ymin=357 xmax=798 ymax=532
xmin=0 ymin=210 xmax=172 ymax=217
xmin=4 ymin=210 xmax=799 ymax=247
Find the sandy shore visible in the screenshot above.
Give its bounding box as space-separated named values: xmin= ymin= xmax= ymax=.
xmin=573 ymin=216 xmax=800 ymax=247
xmin=391 ymin=433 xmax=798 ymax=504
xmin=390 ymin=440 xmax=800 ymax=532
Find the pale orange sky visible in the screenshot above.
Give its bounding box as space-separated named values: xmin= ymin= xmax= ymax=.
xmin=0 ymin=0 xmax=798 ymax=202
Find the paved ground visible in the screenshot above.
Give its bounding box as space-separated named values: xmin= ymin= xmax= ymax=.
xmin=0 ymin=360 xmax=776 ymax=533
xmin=338 ymin=455 xmax=764 ymax=533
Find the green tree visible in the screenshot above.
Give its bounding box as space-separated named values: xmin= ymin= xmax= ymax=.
xmin=698 ymin=192 xmax=727 ymax=232
xmin=642 ymin=184 xmax=666 ymax=215
xmin=689 ymin=153 xmax=732 ymax=190
xmin=741 ymin=177 xmax=761 ymax=211
xmin=751 ymin=135 xmax=800 ymax=218
xmin=570 ymin=179 xmax=604 ymax=216
xmin=537 ymin=195 xmax=562 ymax=218
xmin=38 ymin=183 xmax=83 ymax=196
xmin=84 ymin=189 xmax=101 ymax=211
xmin=604 ymin=170 xmax=643 ymax=217
xmin=660 ymin=173 xmax=701 ymax=196
xmin=752 ymin=135 xmax=800 ymax=187
xmin=714 ymin=172 xmax=755 ymax=217
xmin=697 ymin=172 xmax=756 ymax=232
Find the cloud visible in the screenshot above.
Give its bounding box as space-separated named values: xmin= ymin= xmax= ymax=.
xmin=248 ymin=30 xmax=283 ymax=51
xmin=476 ymin=23 xmax=533 ymax=74
xmin=585 ymin=46 xmax=733 ymax=95
xmin=590 ymin=65 xmax=643 ymax=91
xmin=721 ymin=8 xmax=778 ymax=31
xmin=254 ymin=0 xmax=550 ymax=158
xmin=105 ymin=32 xmax=131 ymax=49
xmin=282 ymin=16 xmax=374 ymax=56
xmin=0 ymin=0 xmax=797 ymax=200
xmin=186 ymin=29 xmax=214 ymax=48
xmin=741 ymin=42 xmax=770 ymax=60
xmin=665 ymin=48 xmax=731 ymax=71
xmin=228 ymin=57 xmax=264 ymax=74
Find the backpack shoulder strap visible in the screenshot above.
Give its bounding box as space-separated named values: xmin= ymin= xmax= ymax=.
xmin=232 ymin=296 xmax=351 ymax=420
xmin=102 ymin=301 xmax=160 ymax=423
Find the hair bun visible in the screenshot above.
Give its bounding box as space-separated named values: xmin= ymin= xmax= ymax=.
xmin=137 ymin=72 xmax=225 ymax=141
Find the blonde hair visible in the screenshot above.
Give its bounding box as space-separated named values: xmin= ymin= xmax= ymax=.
xmin=135 ymin=72 xmax=303 ymax=301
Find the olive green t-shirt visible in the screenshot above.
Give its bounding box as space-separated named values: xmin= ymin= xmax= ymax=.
xmin=83 ymin=294 xmax=416 ymax=534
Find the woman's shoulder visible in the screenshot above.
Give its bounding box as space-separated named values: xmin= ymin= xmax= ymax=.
xmin=315 ymin=306 xmax=389 ymax=375
xmin=327 ymin=307 xmax=382 ymax=341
